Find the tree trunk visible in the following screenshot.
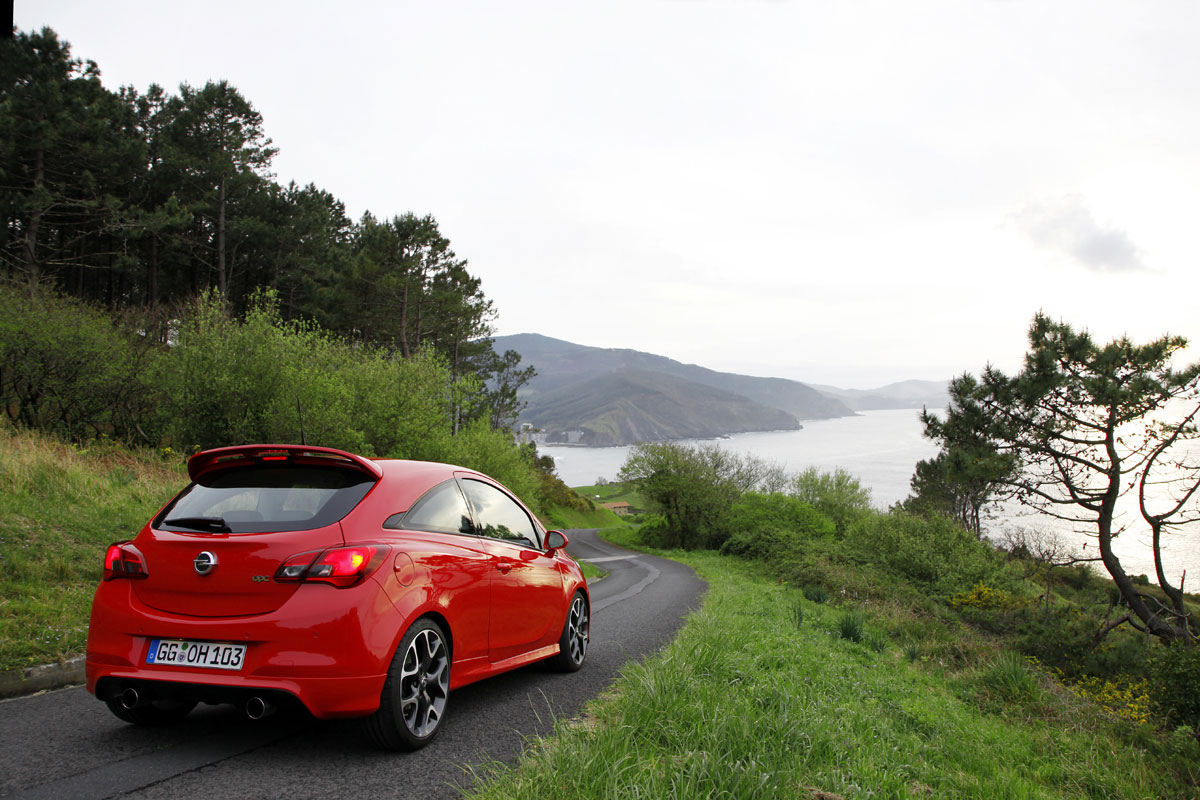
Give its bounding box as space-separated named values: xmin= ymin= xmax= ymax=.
xmin=217 ymin=174 xmax=227 ymax=294
xmin=149 ymin=235 xmax=159 ymax=308
xmin=22 ymin=145 xmax=44 ymax=299
xmin=1151 ymin=520 xmax=1194 ymax=642
xmin=399 ymin=279 xmax=411 ymax=358
xmin=1099 ymin=415 xmax=1181 ymax=641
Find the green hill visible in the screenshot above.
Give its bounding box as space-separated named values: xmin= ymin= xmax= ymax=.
xmin=529 ymin=369 xmax=800 ymax=446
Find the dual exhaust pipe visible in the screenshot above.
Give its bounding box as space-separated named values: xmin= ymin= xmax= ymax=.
xmin=119 ymin=687 xmax=141 ymax=710
xmin=243 ymin=695 xmax=275 ymax=720
xmin=118 ymin=687 xmax=275 ymax=720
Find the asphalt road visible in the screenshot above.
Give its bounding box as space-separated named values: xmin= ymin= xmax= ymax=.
xmin=0 ymin=530 xmax=705 ymax=799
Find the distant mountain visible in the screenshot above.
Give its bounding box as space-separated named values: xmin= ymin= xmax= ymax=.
xmin=492 ymin=333 xmax=853 ymax=446
xmin=808 ymin=380 xmax=949 ymax=412
xmin=490 ymin=333 xmax=948 ymax=446
xmin=527 ymin=369 xmax=800 ymax=446
xmin=494 ymin=333 xmax=852 ymax=416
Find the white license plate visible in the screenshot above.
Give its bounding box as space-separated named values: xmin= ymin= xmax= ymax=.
xmin=146 ymin=639 xmax=246 ymax=671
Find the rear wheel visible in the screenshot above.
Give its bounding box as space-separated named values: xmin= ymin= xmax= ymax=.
xmin=548 ymin=592 xmax=589 ymax=672
xmin=104 ymin=696 xmax=197 ymax=726
xmin=364 ymin=618 xmax=451 ymax=751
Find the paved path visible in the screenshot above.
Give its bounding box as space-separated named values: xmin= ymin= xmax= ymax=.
xmin=0 ymin=530 xmax=705 ymax=799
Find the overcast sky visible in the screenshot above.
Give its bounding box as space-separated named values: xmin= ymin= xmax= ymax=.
xmin=24 ymin=1 xmax=1200 ymax=388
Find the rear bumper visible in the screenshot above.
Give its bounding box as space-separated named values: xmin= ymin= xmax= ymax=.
xmin=86 ymin=578 xmax=402 ymax=719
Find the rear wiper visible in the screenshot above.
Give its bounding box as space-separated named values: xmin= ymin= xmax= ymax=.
xmin=163 ymin=516 xmax=232 ymax=533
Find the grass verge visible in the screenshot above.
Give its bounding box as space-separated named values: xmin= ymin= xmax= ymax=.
xmin=545 ymin=502 xmax=622 ymax=530
xmin=578 ymin=560 xmax=607 ymax=584
xmin=0 ymin=423 xmax=183 ymax=670
xmin=464 ymin=543 xmax=1198 ymax=799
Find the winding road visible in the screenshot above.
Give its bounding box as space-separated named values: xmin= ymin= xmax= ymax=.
xmin=0 ymin=530 xmax=704 ymax=799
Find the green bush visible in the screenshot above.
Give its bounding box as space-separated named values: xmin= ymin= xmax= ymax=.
xmin=153 ymin=290 xmax=465 ymax=456
xmin=728 ymin=492 xmax=835 ymax=538
xmin=1152 ymin=642 xmax=1200 ymax=729
xmin=720 ymin=525 xmax=803 ymax=559
xmin=847 ymin=511 xmax=1002 ymax=596
xmin=618 ymin=442 xmax=742 ymax=549
xmin=0 ymin=286 xmax=158 ymax=443
xmin=788 ymin=467 xmax=873 ymax=535
xmin=635 ymin=514 xmax=675 ymax=548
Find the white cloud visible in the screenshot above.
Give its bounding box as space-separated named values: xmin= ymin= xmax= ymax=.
xmin=1014 ymin=195 xmax=1146 ymax=273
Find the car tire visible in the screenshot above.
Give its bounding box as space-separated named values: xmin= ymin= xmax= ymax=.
xmin=548 ymin=592 xmax=589 ymax=672
xmin=364 ymin=617 xmax=451 ymax=751
xmin=104 ymin=696 xmax=197 ymax=726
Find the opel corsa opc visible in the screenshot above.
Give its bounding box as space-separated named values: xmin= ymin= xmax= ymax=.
xmin=85 ymin=444 xmax=590 ymax=750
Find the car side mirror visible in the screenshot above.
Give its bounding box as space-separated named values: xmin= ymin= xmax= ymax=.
xmin=545 ymin=530 xmax=568 ymax=553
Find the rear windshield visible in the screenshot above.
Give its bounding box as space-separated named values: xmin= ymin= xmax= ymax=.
xmin=154 ymin=466 xmax=376 ymax=534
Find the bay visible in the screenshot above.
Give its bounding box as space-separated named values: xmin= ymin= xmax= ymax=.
xmin=542 ymin=408 xmax=936 ymax=506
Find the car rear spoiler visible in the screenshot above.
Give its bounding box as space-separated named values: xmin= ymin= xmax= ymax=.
xmin=187 ymin=444 xmax=385 ymax=483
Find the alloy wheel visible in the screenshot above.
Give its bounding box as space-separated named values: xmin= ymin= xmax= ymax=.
xmin=399 ymin=627 xmax=449 ymax=738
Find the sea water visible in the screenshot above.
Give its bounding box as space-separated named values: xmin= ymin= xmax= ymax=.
xmin=541 ymin=408 xmax=935 ymax=505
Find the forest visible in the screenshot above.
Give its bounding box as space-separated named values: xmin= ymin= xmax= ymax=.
xmin=0 ymin=27 xmax=575 ymax=508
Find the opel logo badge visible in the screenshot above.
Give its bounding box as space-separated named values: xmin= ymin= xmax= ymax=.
xmin=194 ymin=551 xmax=218 ymax=576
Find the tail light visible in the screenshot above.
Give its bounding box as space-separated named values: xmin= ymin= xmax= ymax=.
xmin=104 ymin=542 xmax=148 ymax=580
xmin=275 ymin=545 xmax=389 ymax=588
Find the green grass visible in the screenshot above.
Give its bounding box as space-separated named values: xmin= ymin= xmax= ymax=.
xmin=544 ymin=501 xmax=622 ymax=530
xmin=578 ymin=560 xmax=607 ymax=584
xmin=465 ymin=543 xmax=1199 ymax=799
xmin=0 ymin=423 xmax=184 ymax=670
xmin=573 ymin=481 xmax=646 ymax=513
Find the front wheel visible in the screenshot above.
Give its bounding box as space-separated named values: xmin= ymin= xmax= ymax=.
xmin=548 ymin=592 xmax=589 ymax=672
xmin=363 ymin=618 xmax=451 ymax=751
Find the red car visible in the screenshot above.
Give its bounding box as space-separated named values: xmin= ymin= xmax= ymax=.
xmin=86 ymin=444 xmax=590 ymax=750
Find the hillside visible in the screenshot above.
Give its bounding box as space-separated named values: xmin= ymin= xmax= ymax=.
xmin=492 ymin=333 xmax=852 ymax=444
xmin=529 ymin=369 xmax=800 ymax=446
xmin=810 ymin=379 xmax=949 ymax=411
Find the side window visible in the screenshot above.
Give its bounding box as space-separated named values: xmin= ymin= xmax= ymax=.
xmin=388 ymin=480 xmax=474 ymax=535
xmin=461 ymin=480 xmax=539 ymax=548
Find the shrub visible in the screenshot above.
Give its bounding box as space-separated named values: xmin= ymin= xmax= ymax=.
xmin=1152 ymin=642 xmax=1200 ymax=730
xmin=788 ymin=467 xmax=873 ymax=535
xmin=153 ymin=290 xmax=468 ymax=460
xmin=949 ymin=582 xmax=1020 ymax=611
xmin=728 ymin=493 xmax=835 ymax=540
xmin=618 ymin=443 xmax=741 ymax=549
xmin=1069 ymin=675 xmax=1153 ymax=725
xmin=0 ymin=286 xmax=158 ymax=443
xmin=847 ymin=511 xmax=1002 ymax=596
xmin=720 ymin=526 xmax=802 ymax=559
xmin=636 ymin=515 xmax=675 ymax=548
